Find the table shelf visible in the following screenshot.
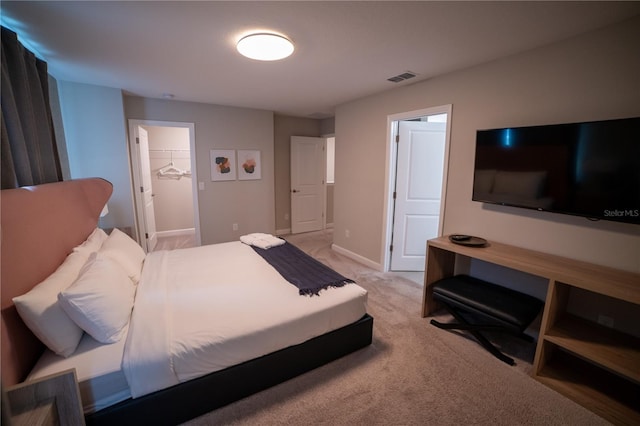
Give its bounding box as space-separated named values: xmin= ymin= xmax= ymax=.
xmin=544 ymin=313 xmax=640 ymax=383
xmin=423 ymin=236 xmax=640 ymax=425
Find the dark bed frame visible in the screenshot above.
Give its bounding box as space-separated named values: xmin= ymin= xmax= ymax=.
xmin=1 ymin=178 xmax=374 ymax=425
xmin=87 ymin=314 xmax=373 ymax=426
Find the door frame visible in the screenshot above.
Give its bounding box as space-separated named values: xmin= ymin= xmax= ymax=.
xmin=322 ymin=133 xmax=335 ymax=229
xmin=136 ymin=126 xmax=158 ymax=252
xmin=381 ymin=105 xmax=452 ymax=272
xmin=128 ymin=119 xmax=200 ymax=250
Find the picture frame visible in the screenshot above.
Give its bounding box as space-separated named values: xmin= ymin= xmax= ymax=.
xmin=237 ymin=150 xmax=262 ymax=180
xmin=210 ymin=149 xmax=236 ymax=181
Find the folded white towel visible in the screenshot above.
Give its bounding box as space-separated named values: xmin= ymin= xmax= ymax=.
xmin=239 ymin=234 xmax=256 ymax=246
xmin=240 ymin=233 xmax=285 ymax=249
xmin=240 ymin=233 xmax=271 ymax=246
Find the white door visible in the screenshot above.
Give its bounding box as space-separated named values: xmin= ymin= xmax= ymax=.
xmin=391 ymin=120 xmax=446 ymax=270
xmin=291 ymin=136 xmax=325 ymax=234
xmin=137 ymin=126 xmax=158 ymax=252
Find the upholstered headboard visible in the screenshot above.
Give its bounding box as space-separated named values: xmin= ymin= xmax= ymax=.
xmin=1 ymin=178 xmax=113 ymax=386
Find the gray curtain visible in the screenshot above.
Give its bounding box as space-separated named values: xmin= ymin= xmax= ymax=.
xmin=1 ymin=26 xmax=62 ymax=189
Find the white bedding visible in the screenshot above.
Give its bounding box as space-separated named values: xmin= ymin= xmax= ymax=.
xmin=28 ymin=329 xmax=131 ymax=413
xmin=29 ymin=240 xmax=368 ymax=412
xmin=124 ymin=241 xmax=368 ymax=398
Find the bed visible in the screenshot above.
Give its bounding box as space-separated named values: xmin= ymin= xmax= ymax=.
xmin=1 ymin=178 xmax=373 ymax=425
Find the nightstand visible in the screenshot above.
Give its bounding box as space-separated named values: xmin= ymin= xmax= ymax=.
xmin=102 ymin=226 xmax=134 ymax=238
xmin=4 ymin=369 xmax=84 ymax=426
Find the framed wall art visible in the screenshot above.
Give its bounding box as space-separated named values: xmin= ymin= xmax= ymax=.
xmin=237 ymin=150 xmax=261 ymax=180
xmin=210 ymin=150 xmax=236 ymax=181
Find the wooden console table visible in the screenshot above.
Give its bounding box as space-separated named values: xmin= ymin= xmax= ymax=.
xmin=422 ymin=236 xmax=640 ymax=425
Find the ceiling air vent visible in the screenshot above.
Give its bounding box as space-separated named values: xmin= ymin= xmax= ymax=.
xmin=387 ymin=71 xmax=417 ymax=83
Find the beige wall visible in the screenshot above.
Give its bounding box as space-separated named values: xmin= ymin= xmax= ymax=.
xmin=326 ymin=184 xmax=334 ymax=224
xmin=125 ymin=97 xmax=275 ymax=245
xmin=333 ymin=16 xmax=640 ymax=273
xmin=320 ymin=117 xmax=335 ymax=136
xmin=273 ymin=114 xmax=321 ymax=233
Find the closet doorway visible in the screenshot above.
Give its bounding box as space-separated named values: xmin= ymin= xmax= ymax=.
xmin=128 ymin=120 xmax=200 ymax=252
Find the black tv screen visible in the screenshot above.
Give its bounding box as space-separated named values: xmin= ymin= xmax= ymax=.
xmin=473 ymin=117 xmax=640 ymax=224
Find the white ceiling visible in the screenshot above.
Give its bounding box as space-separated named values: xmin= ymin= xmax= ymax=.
xmin=3 ymin=1 xmax=640 ymax=118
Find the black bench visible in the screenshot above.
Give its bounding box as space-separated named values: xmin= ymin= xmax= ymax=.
xmin=430 ymin=275 xmax=543 ymax=365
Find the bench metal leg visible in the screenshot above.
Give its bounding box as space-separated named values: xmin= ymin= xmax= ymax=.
xmin=431 ymin=304 xmax=516 ymax=365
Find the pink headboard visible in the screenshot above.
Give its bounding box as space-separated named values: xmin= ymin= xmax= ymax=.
xmin=1 ymin=178 xmax=113 ymax=386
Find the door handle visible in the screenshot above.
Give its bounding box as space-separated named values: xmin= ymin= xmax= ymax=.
xmin=291 ymin=189 xmax=299 ymax=193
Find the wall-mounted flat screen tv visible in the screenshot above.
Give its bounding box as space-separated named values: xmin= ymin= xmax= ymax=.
xmin=473 ymin=117 xmax=640 ymax=224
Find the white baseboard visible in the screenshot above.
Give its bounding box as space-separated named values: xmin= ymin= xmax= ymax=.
xmin=157 ymin=228 xmax=195 ymax=238
xmin=275 ymin=228 xmax=291 ymax=236
xmin=331 ymin=243 xmax=383 ymax=271
xmin=277 ymin=225 xmax=334 ymax=236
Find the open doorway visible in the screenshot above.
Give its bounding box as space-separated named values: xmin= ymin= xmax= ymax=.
xmin=384 ymin=105 xmax=452 ymax=272
xmin=128 ymin=120 xmax=200 ymax=252
xmin=325 ymin=135 xmax=335 ymax=228
xmin=290 ymin=135 xmax=327 ymax=234
xmin=289 ymin=134 xmax=336 ymax=235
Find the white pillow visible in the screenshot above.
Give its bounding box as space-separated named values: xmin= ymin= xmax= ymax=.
xmin=73 ymin=227 xmax=109 ymax=256
xmin=493 ymin=171 xmax=547 ymax=199
xmin=13 ymin=251 xmax=87 ymax=357
xmin=99 ymin=228 xmax=146 ymax=284
xmin=58 ymin=256 xmax=136 ymax=344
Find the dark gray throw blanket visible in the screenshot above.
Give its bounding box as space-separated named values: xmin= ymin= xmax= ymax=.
xmin=252 ymin=241 xmax=355 ymax=296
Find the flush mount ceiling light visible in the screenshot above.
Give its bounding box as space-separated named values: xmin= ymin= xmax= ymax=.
xmin=236 ymin=32 xmax=294 ymax=61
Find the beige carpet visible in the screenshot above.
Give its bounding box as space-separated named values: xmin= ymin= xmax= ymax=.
xmin=184 ymin=230 xmax=608 ymax=425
